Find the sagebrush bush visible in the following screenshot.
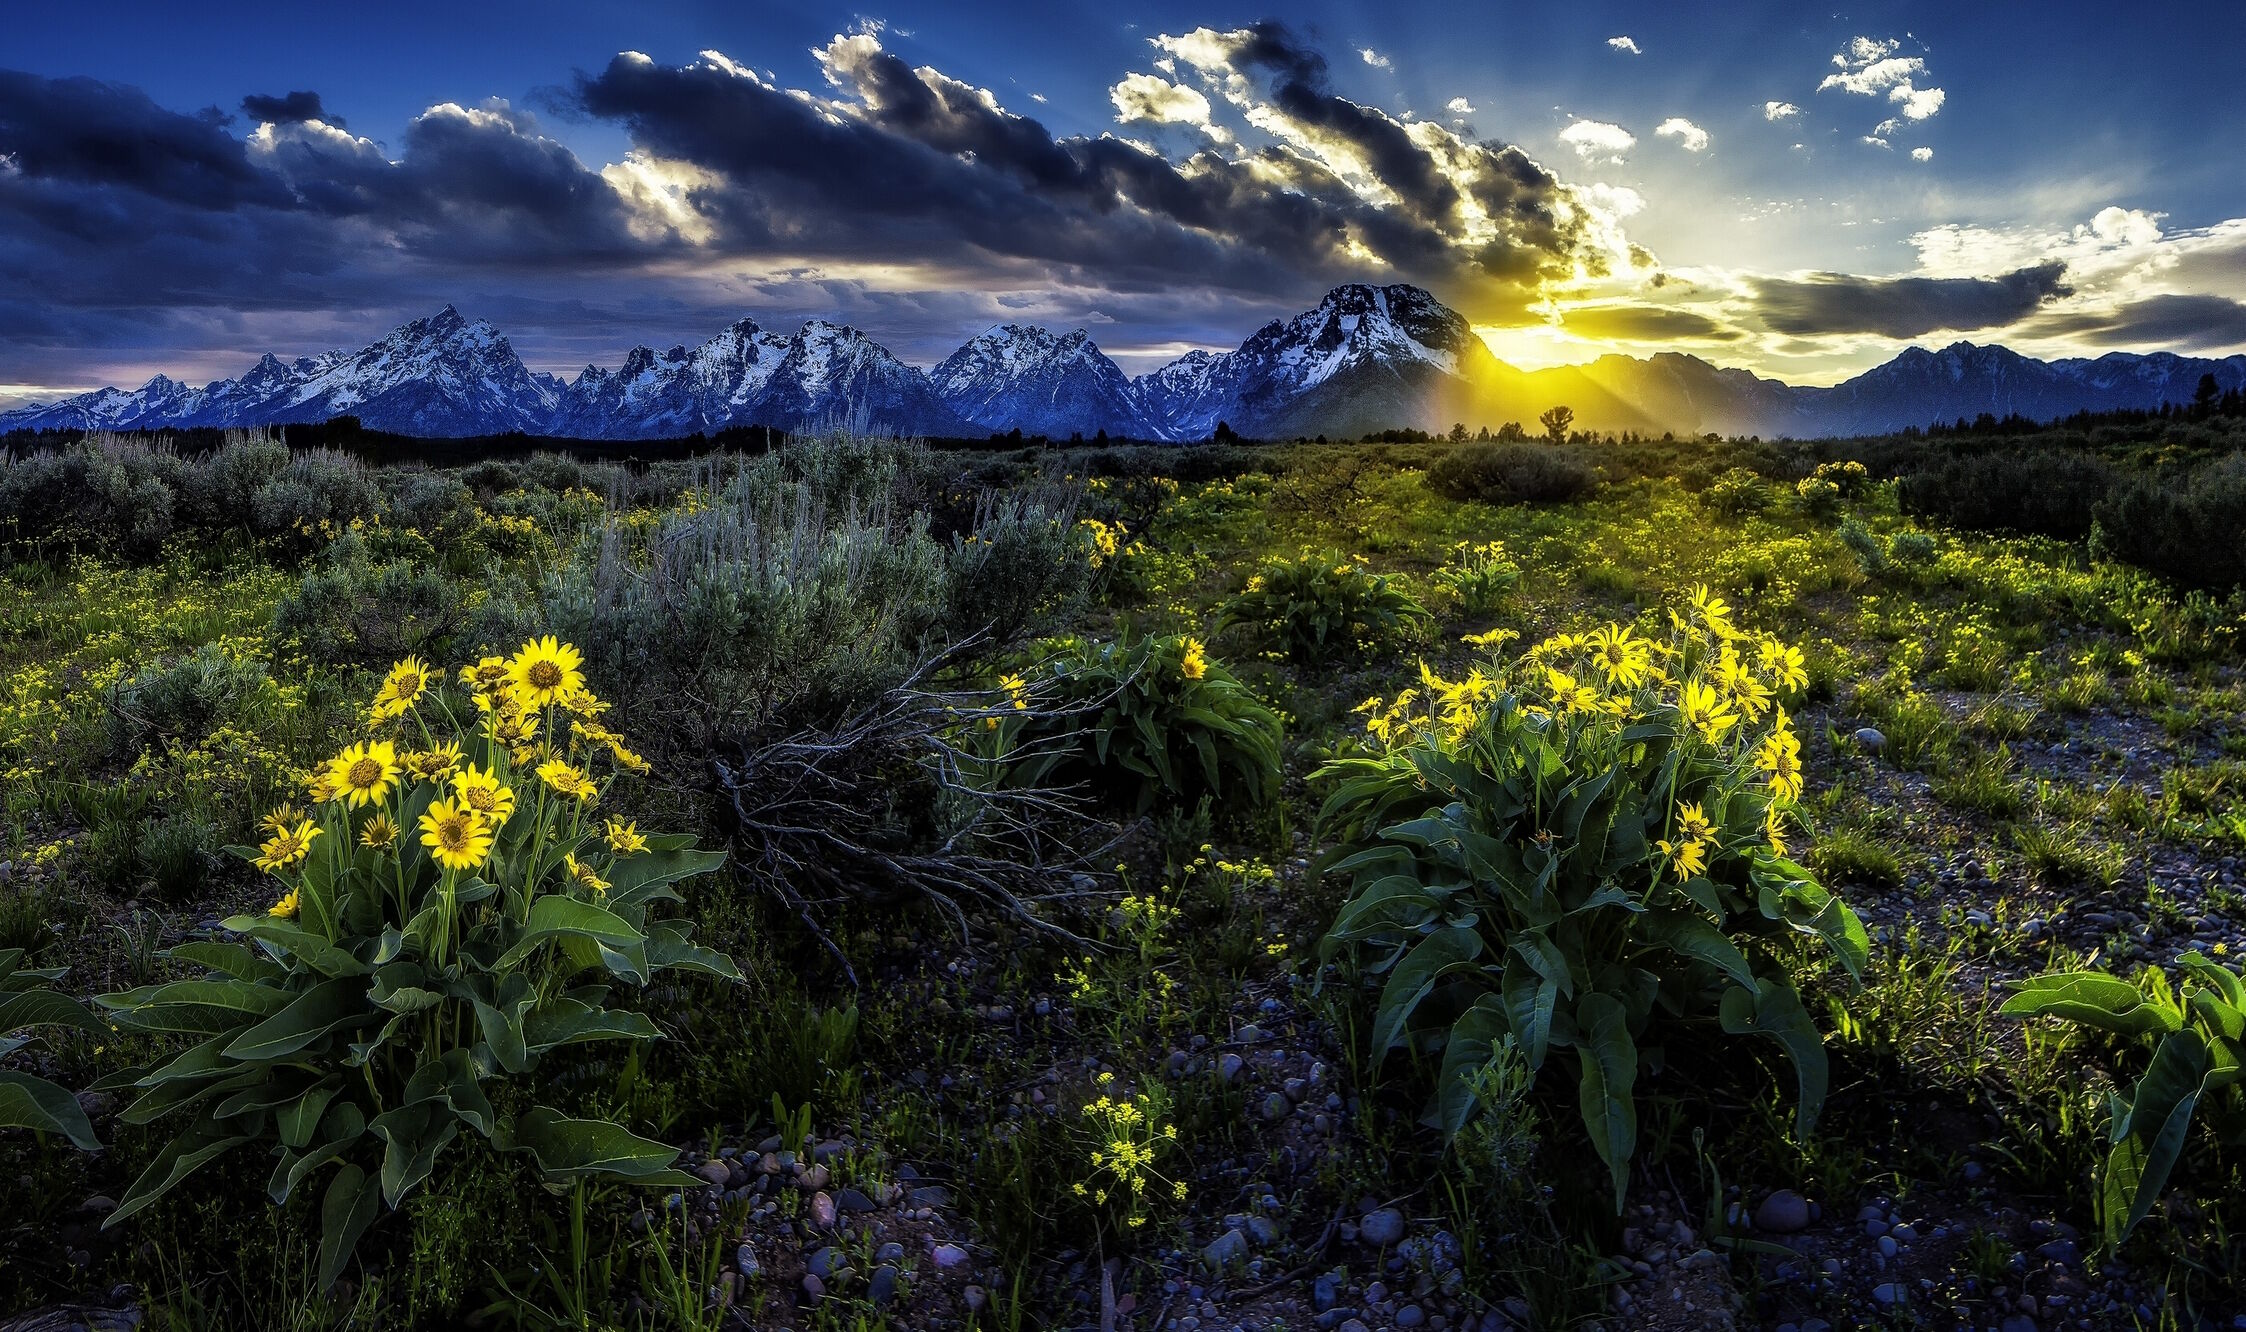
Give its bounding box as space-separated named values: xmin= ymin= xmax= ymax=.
xmin=107 ymin=643 xmax=274 ymax=759
xmin=1005 ymin=633 xmax=1283 ymax=817
xmin=1321 ymin=591 xmax=1864 ymax=1207
xmin=2095 ymin=453 xmax=2246 ymax=591
xmin=1427 ymin=443 xmax=1595 ymax=505
xmin=1897 ymin=450 xmax=2113 ymax=541
xmin=1702 ymin=467 xmax=1771 ymax=517
xmin=1218 ymin=551 xmax=1433 ymax=662
xmin=272 ymin=532 xmax=471 ymax=667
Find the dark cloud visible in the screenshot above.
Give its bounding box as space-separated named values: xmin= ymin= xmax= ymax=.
xmin=2022 ymin=292 xmax=2246 ymax=350
xmin=1559 ymin=303 xmax=1744 ymax=342
xmin=242 ymin=90 xmax=339 ymax=127
xmin=0 ymin=70 xmax=295 ymax=209
xmin=1751 ymin=261 xmax=2072 ymax=337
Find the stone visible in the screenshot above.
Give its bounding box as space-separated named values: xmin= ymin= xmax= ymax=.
xmin=875 ymin=1241 xmax=905 ymax=1264
xmin=807 ymin=1191 xmax=838 ymax=1229
xmin=931 ymin=1242 xmax=971 ymax=1270
xmin=1203 ymin=1229 xmax=1250 ymax=1268
xmin=1218 ymin=1053 xmax=1245 ymax=1082
xmin=1872 ymin=1282 xmax=1905 ymax=1306
xmin=1313 ymin=1273 xmax=1340 ymax=1311
xmin=693 ymin=1161 xmax=730 ymax=1187
xmin=838 ymin=1187 xmax=875 ymax=1214
xmin=798 ymin=1163 xmax=831 ymax=1191
xmin=2036 ymin=1238 xmax=2080 ymax=1265
xmin=1754 ymin=1190 xmax=1812 ymax=1234
xmin=1261 ymin=1092 xmax=1291 ymax=1122
xmin=869 ymin=1264 xmax=899 ymax=1304
xmin=1396 ymin=1305 xmax=1427 ymax=1327
xmin=808 ymin=1246 xmax=844 ymax=1280
xmin=801 ymin=1273 xmax=826 ymax=1302
xmin=1360 ymin=1208 xmax=1406 ymax=1246
xmin=1854 ymin=727 xmax=1887 ymax=753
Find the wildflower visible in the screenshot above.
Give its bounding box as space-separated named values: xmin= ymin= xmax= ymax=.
xmin=459 ymin=655 xmax=511 ymax=695
xmin=603 ymin=818 xmax=649 ymax=854
xmin=404 ymin=741 xmax=464 ymax=782
xmin=1678 ymin=680 xmax=1739 ymax=744
xmin=1461 ymin=626 xmax=1517 ymax=650
xmin=359 ymin=813 xmax=399 ymax=850
xmin=564 ymin=852 xmax=610 ymax=898
xmin=1179 ymin=638 xmax=1208 ymax=681
xmin=325 ymin=740 xmax=402 ymax=808
xmin=1759 ymin=638 xmax=1809 ymax=693
xmin=371 ymin=656 xmax=433 ymax=718
xmin=451 ymin=765 xmax=518 ymax=827
xmin=1757 ymin=727 xmax=1804 ymax=802
xmin=1656 ymin=836 xmax=1709 ymax=880
xmin=1764 ymin=804 xmax=1790 ymax=855
xmin=1676 ymin=801 xmax=1715 ymax=844
xmin=1688 ymin=584 xmax=1736 ymax=637
xmin=258 ymin=803 xmax=306 ymax=836
xmin=556 ymin=685 xmax=609 ymax=719
xmin=999 ymin=672 xmax=1030 ymax=710
xmin=269 ymin=887 xmax=302 ymax=919
xmin=1586 ymin=625 xmax=1653 ymax=689
xmin=1543 ymin=666 xmax=1603 ymax=715
xmin=507 ymin=636 xmax=586 ymax=709
xmin=254 ymin=819 xmax=323 ymax=872
xmin=537 ymin=758 xmax=599 ymax=802
xmin=418 ymin=798 xmax=494 ymax=872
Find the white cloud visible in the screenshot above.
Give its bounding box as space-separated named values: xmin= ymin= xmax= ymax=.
xmin=1910 ymin=146 xmax=1933 ymax=162
xmin=1447 ymin=97 xmax=1475 ymax=116
xmin=1029 ymin=92 xmax=1047 ymax=104
xmin=1559 ymin=118 xmax=1636 ymax=162
xmin=1889 ymin=83 xmax=1945 ymax=120
xmin=1607 ymin=36 xmax=1641 ymax=54
xmin=1861 ymin=135 xmax=1893 ymax=149
xmin=1360 ymin=47 xmax=1391 ymax=69
xmin=1763 ymin=101 xmax=1800 ymax=121
xmin=1110 ymin=72 xmax=1214 ymax=128
xmin=1820 ymin=37 xmax=1924 ymax=95
xmin=1655 ymin=117 xmax=1710 ymax=151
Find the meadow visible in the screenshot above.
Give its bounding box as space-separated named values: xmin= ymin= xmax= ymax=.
xmin=2 ymin=420 xmax=2244 ymax=1331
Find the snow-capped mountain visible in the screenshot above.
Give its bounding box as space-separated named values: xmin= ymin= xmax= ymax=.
xmin=7 ymin=288 xmax=2244 ymax=442
xmin=930 ymin=325 xmax=1147 ymax=438
xmin=1131 ymin=283 xmax=1502 ymax=439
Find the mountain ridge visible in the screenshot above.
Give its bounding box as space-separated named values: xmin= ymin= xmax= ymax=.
xmin=7 ymin=287 xmax=2244 ymax=441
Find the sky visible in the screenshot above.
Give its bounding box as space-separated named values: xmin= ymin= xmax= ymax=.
xmin=4 ymin=0 xmax=2244 ymax=406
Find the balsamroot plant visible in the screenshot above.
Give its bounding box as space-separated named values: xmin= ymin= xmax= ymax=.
xmin=0 ymin=949 xmax=106 ymax=1150
xmin=1318 ymin=589 xmax=1867 ymax=1208
xmin=2002 ymin=952 xmax=2246 ymax=1246
xmin=92 ymin=641 xmax=738 ymax=1288
xmin=1005 ymin=634 xmax=1284 ymax=817
xmin=1217 ymin=551 xmax=1433 ymax=663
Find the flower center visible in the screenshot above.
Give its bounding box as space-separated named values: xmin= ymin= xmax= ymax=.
xmin=527 ymin=661 xmax=562 ymax=689
xmin=438 ymin=816 xmax=469 ymax=851
xmin=349 ymin=757 xmax=383 ymax=788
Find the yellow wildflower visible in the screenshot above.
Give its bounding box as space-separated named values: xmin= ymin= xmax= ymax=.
xmin=359 ymin=813 xmax=399 ymax=850
xmin=370 ymin=656 xmax=433 ymax=719
xmin=537 ymin=757 xmax=599 ymax=802
xmin=450 ymin=764 xmax=518 ymax=827
xmin=418 ymin=798 xmax=494 ymax=872
xmin=325 ymin=740 xmax=402 ymax=808
xmin=506 ymin=636 xmax=586 ymax=709
xmin=1179 ymin=638 xmax=1208 ymax=681
xmin=253 ymin=819 xmax=323 ymax=872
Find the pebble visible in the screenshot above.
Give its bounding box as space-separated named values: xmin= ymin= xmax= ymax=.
xmin=931 ymin=1242 xmax=971 ymax=1271
xmin=1754 ymin=1190 xmax=1812 ymax=1234
xmin=1261 ymin=1092 xmax=1291 ymax=1122
xmin=869 ymin=1264 xmax=899 ymax=1304
xmin=1218 ymin=1053 xmax=1245 ymax=1082
xmin=1872 ymin=1282 xmax=1906 ymax=1306
xmin=1204 ymin=1229 xmax=1250 ymax=1268
xmin=1360 ymin=1208 xmax=1407 ymax=1247
xmin=807 ymin=1191 xmax=837 ymax=1229
xmin=1855 ymin=727 xmax=1887 ymax=753
xmin=1396 ymin=1305 xmax=1426 ymax=1327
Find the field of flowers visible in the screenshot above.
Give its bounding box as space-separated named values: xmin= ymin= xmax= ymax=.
xmin=2 ymin=429 xmax=2243 ymax=1330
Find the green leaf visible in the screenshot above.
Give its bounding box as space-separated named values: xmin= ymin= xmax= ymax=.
xmin=1574 ymin=992 xmax=1638 ymax=1213
xmin=223 ymin=978 xmax=372 ymax=1062
xmin=221 ymin=919 xmax=369 ymax=978
xmin=1635 ymin=910 xmax=1755 ymax=990
xmin=2104 ymin=1029 xmax=2209 ymax=1246
xmin=166 ymin=941 xmax=285 ymax=984
xmin=494 ymin=895 xmax=645 ymax=971
xmin=603 ymin=847 xmax=727 ymax=908
xmin=0 ymin=987 xmax=107 ymax=1039
xmin=503 ymin=1106 xmax=692 ymax=1186
xmin=0 ymin=1069 xmax=101 ymax=1151
xmin=371 ymin=1101 xmax=462 ymax=1207
xmin=317 ymin=1163 xmax=384 ymax=1290
xmin=1719 ymin=979 xmax=1831 ymax=1135
xmin=523 ymin=999 xmax=661 ymax=1053
xmin=1432 ymin=996 xmax=1512 ymax=1138
xmin=1500 ymin=954 xmax=1559 ymax=1070
xmin=270 ymin=1102 xmax=369 ymax=1204
xmin=106 ymin=1126 xmax=257 ymax=1228
xmin=96 ymin=977 xmax=290 ymax=1034
xmin=1370 ymin=925 xmax=1484 ymax=1060
xmin=278 ymin=1084 xmax=340 ymax=1151
xmin=645 ymin=922 xmax=744 ymax=981
xmin=2000 ymin=972 xmax=2184 ymax=1037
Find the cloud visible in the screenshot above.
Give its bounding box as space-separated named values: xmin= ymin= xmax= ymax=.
xmin=1763 ymin=101 xmax=1800 ymax=120
xmin=1560 ymin=302 xmax=1742 ymax=341
xmin=1446 ymin=97 xmax=1474 ymax=116
xmin=1607 ymin=36 xmax=1641 ymax=55
xmin=1750 ymin=261 xmax=2072 ymax=337
xmin=1559 ymin=119 xmax=1634 ymax=162
xmin=2021 ymin=293 xmax=2246 ymax=350
xmin=1359 ymin=48 xmax=1391 ymax=69
xmin=1655 ymin=118 xmax=1709 ymax=152
xmin=1110 ymin=72 xmax=1215 ymax=129
xmin=1910 ymin=146 xmax=1933 ymax=162
xmin=242 ymin=90 xmax=340 ymax=127
xmin=1889 ymin=84 xmax=1944 ymax=120
xmin=1818 ymin=37 xmax=1923 ymax=95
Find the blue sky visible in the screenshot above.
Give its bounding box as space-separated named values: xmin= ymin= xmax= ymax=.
xmin=4 ymin=0 xmax=2242 ymax=400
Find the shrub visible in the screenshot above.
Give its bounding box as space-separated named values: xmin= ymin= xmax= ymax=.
xmin=107 ymin=644 xmax=275 ymax=759
xmin=2002 ymin=954 xmax=2245 ymax=1245
xmin=1703 ymin=468 xmax=1771 ymax=517
xmin=1217 ymin=552 xmax=1433 ymax=662
xmin=1795 ymin=475 xmax=1845 ymax=521
xmin=1431 ymin=540 xmax=1522 ymax=618
xmin=1006 ymin=633 xmax=1283 ymax=817
xmin=94 ymin=643 xmax=737 ymax=1288
xmin=1427 ymin=443 xmax=1595 ymax=505
xmin=1320 ymin=594 xmax=1866 ymax=1207
xmin=2095 ymin=454 xmax=2246 ymax=592
xmin=1889 ymin=530 xmax=1938 ymax=566
xmin=1837 ymin=519 xmax=1887 ymax=575
xmin=272 ymin=533 xmax=471 ymax=667
xmin=1897 ymin=451 xmax=2113 ymax=541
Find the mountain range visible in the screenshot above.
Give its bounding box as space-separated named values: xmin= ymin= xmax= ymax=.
xmin=6 ymin=285 xmax=2243 ymax=442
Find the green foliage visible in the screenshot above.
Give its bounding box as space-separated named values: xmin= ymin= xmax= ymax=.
xmin=1007 ymin=633 xmax=1283 ymax=816
xmin=0 ymin=948 xmax=106 ymax=1150
xmin=108 ymin=643 xmax=277 ymax=760
xmin=1897 ymin=449 xmax=2113 ymax=542
xmin=2002 ymin=953 xmax=2246 ymax=1246
xmin=1217 ymin=551 xmax=1433 ymax=662
xmin=1702 ymin=468 xmax=1771 ymax=517
xmin=2096 ymin=453 xmax=2246 ymax=592
xmin=1320 ymin=605 xmax=1865 ymax=1209
xmin=91 ymin=657 xmax=737 ymax=1289
xmin=1431 ymin=540 xmax=1522 ymax=618
xmin=1426 ymin=443 xmax=1595 ymax=506
xmin=271 ymin=532 xmax=471 ymax=668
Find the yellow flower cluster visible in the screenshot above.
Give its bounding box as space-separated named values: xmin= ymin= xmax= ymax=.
xmin=1071 ymin=1073 xmax=1186 ymax=1228
xmin=1080 ymin=517 xmax=1126 ymax=567
xmin=1179 ymin=637 xmax=1209 ymax=681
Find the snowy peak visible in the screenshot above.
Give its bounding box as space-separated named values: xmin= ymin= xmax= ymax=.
xmin=930 ymin=324 xmax=1147 ymax=437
